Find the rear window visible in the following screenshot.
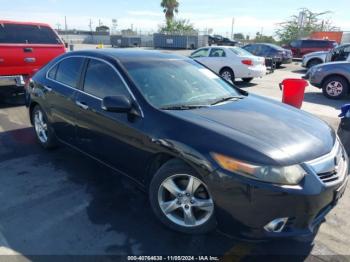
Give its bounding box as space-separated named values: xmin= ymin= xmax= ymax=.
xmin=0 ymin=23 xmax=62 ymax=44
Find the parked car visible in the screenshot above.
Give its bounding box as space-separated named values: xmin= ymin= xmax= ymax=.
xmin=190 ymin=46 xmax=266 ymax=83
xmin=0 ymin=20 xmax=66 ymax=100
xmin=208 ymin=35 xmax=237 ymax=46
xmin=302 ymin=44 xmax=350 ymax=69
xmin=303 ymin=62 xmax=350 ymax=99
xmin=286 ymin=39 xmax=338 ymax=58
xmin=242 ymin=43 xmax=292 ymax=68
xmin=27 ymin=49 xmax=349 ymax=239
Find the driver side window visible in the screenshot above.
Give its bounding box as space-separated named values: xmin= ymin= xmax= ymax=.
xmin=83 ymin=59 xmax=129 ymax=99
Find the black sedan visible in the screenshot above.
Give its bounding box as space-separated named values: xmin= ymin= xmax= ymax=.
xmin=27 ymin=49 xmax=349 ymax=239
xmin=243 ymin=43 xmax=293 ymax=68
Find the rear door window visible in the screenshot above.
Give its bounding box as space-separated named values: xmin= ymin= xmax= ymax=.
xmin=0 ymin=23 xmax=62 ymax=44
xmin=55 ymin=57 xmax=85 ymax=88
xmin=209 ymin=48 xmax=226 ymax=57
xmin=83 ymin=59 xmax=129 ymax=99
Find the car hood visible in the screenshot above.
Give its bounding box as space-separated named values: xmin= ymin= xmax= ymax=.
xmin=166 ymin=95 xmax=335 ymax=166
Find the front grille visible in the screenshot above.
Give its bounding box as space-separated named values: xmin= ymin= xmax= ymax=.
xmin=306 ymin=140 xmax=348 ymax=186
xmin=317 ymin=170 xmax=339 ymax=183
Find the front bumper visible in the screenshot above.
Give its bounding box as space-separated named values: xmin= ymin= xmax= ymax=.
xmin=208 ymin=143 xmax=349 ymax=240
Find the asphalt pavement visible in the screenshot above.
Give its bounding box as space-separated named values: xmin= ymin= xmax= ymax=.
xmin=0 ymin=61 xmax=349 ymax=261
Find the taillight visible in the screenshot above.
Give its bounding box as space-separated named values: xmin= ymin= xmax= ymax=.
xmin=241 ymin=59 xmax=253 ymax=66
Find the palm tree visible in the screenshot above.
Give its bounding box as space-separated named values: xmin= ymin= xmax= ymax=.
xmin=161 ymin=0 xmax=179 ymax=22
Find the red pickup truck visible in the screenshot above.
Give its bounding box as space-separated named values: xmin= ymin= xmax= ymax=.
xmin=0 ymin=20 xmax=66 ymax=99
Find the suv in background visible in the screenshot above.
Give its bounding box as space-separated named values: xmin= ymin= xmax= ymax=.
xmin=287 ymin=39 xmax=337 ymax=58
xmin=0 ymin=20 xmax=66 ymax=100
xmin=302 ymin=44 xmax=350 ymax=68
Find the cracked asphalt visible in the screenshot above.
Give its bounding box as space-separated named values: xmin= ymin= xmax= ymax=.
xmin=0 ymin=61 xmax=349 ymax=261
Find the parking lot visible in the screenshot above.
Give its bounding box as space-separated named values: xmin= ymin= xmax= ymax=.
xmin=0 ymin=54 xmax=349 ymax=260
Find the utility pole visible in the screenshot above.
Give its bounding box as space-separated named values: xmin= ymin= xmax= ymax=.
xmin=89 ymin=19 xmax=94 ymax=42
xmin=64 ymin=16 xmax=68 ymax=32
xmin=231 ymin=17 xmax=235 ymax=40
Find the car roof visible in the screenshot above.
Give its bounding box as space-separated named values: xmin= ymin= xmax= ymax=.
xmin=301 ymin=39 xmax=337 ymax=42
xmin=66 ymin=49 xmax=189 ymax=63
xmin=243 ymin=43 xmax=284 ymax=50
xmin=0 ymin=20 xmax=52 ymax=27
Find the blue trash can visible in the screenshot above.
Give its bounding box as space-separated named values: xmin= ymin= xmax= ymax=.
xmin=338 ymin=104 xmax=350 ymax=155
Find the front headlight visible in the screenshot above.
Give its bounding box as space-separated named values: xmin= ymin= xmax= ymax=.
xmin=212 ymin=153 xmax=306 ymax=185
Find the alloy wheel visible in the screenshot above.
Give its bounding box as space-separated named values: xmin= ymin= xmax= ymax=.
xmin=34 ymin=109 xmax=48 ymax=144
xmin=326 ymin=81 xmax=343 ymax=97
xmin=221 ymin=71 xmax=232 ymax=81
xmin=158 ymin=174 xmax=214 ymax=228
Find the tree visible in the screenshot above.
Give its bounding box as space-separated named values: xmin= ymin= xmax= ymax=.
xmin=159 ymin=19 xmax=196 ymax=34
xmin=161 ymin=0 xmax=179 ymax=23
xmin=275 ymin=8 xmax=338 ymax=44
xmin=254 ymin=32 xmax=277 ymax=43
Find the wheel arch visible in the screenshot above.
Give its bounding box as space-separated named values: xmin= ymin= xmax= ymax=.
xmin=307 ymin=58 xmax=323 ymax=68
xmin=144 ymin=149 xmax=215 ymax=188
xmin=29 ymin=101 xmax=39 ymax=125
xmin=219 ymin=66 xmax=234 ymax=76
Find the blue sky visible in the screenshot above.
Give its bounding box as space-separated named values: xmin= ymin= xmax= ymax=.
xmin=0 ymin=0 xmax=349 ymax=37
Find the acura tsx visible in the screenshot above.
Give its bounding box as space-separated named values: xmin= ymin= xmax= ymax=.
xmin=26 ymin=49 xmax=349 ymax=239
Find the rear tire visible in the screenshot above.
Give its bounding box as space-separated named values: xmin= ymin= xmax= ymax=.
xmin=220 ymin=68 xmax=235 ymax=83
xmin=322 ymin=76 xmax=349 ymax=99
xmin=242 ymin=78 xmax=253 ymax=83
xmin=31 ymin=105 xmax=58 ymax=149
xmin=149 ymin=159 xmax=216 ymax=234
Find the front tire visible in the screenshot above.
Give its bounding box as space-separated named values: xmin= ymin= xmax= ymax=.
xmin=322 ymin=76 xmax=349 ymax=99
xmin=149 ymin=159 xmax=216 ymax=234
xmin=31 ymin=105 xmax=58 ymax=149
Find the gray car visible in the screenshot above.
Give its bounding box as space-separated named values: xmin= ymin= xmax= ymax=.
xmin=304 ymin=61 xmax=350 ymax=99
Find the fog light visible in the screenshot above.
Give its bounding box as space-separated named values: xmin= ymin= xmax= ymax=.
xmin=264 ymin=218 xmax=289 ymax=233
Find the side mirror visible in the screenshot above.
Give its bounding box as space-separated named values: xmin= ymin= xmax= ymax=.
xmin=64 ymin=42 xmax=69 ymax=48
xmin=102 ymin=95 xmax=132 ymax=113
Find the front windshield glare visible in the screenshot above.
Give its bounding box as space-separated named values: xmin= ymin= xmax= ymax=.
xmin=123 ymin=59 xmax=242 ymax=108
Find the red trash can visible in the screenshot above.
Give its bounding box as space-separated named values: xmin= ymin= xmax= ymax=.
xmin=279 ymin=79 xmax=308 ymax=109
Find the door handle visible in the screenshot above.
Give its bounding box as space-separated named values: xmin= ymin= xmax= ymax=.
xmin=24 ymin=47 xmax=33 ymax=53
xmin=76 ymin=101 xmax=89 ymax=110
xmin=24 ymin=57 xmax=36 ymax=63
xmin=43 ymin=85 xmax=52 ymax=92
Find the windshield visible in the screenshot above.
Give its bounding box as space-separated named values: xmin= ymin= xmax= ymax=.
xmin=123 ymin=59 xmax=242 ymax=109
xmin=229 ymin=47 xmax=254 ymax=56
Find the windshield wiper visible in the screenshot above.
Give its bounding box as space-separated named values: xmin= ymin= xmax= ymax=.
xmin=210 ymin=96 xmax=244 ymax=106
xmin=160 ymin=104 xmax=208 ymax=110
